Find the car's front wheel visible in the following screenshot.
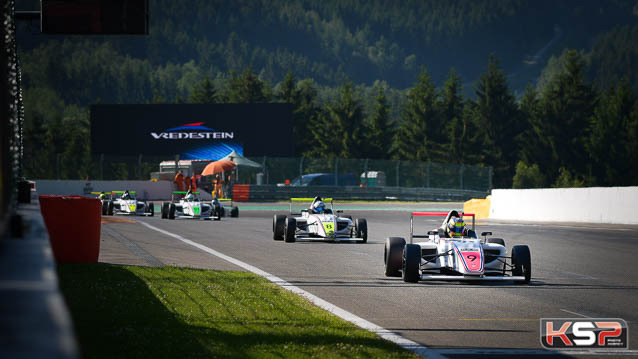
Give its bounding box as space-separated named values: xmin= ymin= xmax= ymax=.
xmin=355 ymin=218 xmax=368 ymax=243
xmin=273 ymin=215 xmax=285 ymax=241
xmin=384 ymin=237 xmax=405 ymax=277
xmin=511 ymin=245 xmax=531 ymax=284
xmin=168 ymin=203 xmax=176 ymax=220
xmin=402 ymin=244 xmax=421 ymax=283
xmin=284 ymin=217 xmax=296 ymax=243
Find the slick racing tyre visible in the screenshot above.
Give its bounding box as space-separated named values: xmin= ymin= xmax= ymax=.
xmin=511 ymin=245 xmax=531 ymax=284
xmin=487 ymin=238 xmax=505 ymax=246
xmin=168 ymin=203 xmax=176 ymax=220
xmin=402 ymin=244 xmax=421 ymax=283
xmin=148 ymin=203 xmax=154 ymax=217
xmin=213 ymin=205 xmax=222 ymax=221
xmin=107 ymin=200 xmax=114 ymax=216
xmin=101 ymin=201 xmax=108 ymax=215
xmin=384 ymin=237 xmax=405 ymax=277
xmin=284 ymin=217 xmax=296 ymax=243
xmin=230 ymin=206 xmax=239 ymax=218
xmin=161 ymin=202 xmax=168 ymax=219
xmin=273 ymin=215 xmax=285 ymax=241
xmin=355 ymin=218 xmax=368 ymax=243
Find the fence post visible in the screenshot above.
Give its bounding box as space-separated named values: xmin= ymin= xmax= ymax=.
xmin=487 ymin=166 xmax=494 ymax=192
xmin=395 ymin=161 xmax=400 ymax=187
xmin=363 ymin=158 xmax=368 ymax=186
xmin=99 ymin=153 xmax=104 ymax=180
xmin=299 ymin=157 xmax=304 ymax=182
xmin=137 ymin=154 xmax=143 ymax=180
xmin=56 ymin=153 xmax=61 ymax=180
xmin=174 ymin=154 xmax=179 ymax=175
xmin=335 ymin=158 xmax=339 ymax=186
xmin=459 ymin=164 xmax=464 ymax=189
xmin=263 ymin=156 xmax=267 ymax=184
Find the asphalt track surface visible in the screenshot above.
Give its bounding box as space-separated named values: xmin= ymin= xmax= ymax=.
xmin=99 ymin=202 xmax=638 ymax=358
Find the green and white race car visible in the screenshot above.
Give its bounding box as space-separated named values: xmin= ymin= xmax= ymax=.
xmin=161 ymin=191 xmax=217 ymax=220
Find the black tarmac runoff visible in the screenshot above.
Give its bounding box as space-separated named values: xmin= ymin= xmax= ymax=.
xmin=98 ymin=202 xmax=638 ymax=358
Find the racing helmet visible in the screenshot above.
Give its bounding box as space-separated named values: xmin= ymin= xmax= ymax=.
xmin=313 ymin=200 xmax=326 ymax=213
xmin=448 ymin=217 xmax=466 ymax=237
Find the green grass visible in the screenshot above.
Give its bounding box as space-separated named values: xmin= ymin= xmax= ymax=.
xmin=57 ymin=264 xmax=420 ymax=359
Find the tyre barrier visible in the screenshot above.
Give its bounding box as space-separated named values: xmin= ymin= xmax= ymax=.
xmin=39 ymin=195 xmax=101 ymax=263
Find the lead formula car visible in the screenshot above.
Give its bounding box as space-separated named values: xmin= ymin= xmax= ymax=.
xmin=272 ymin=197 xmax=367 ymax=243
xmin=161 ymin=191 xmax=216 ymax=220
xmin=384 ymin=210 xmax=531 ymax=283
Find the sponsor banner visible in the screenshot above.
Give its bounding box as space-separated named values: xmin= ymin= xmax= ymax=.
xmin=91 ymin=104 xmax=293 ymax=158
xmin=540 ymin=318 xmax=628 ymax=350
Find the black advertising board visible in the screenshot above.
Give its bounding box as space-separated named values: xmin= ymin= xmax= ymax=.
xmin=90 ymin=104 xmax=294 ymax=159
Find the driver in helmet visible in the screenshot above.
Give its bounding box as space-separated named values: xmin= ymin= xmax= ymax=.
xmin=97 ymin=191 xmax=107 ymax=200
xmin=447 ymin=217 xmax=467 ymax=238
xmin=312 ymin=200 xmax=326 ymax=214
xmin=121 ymin=190 xmax=132 ymax=200
xmin=184 ymin=189 xmax=195 ymax=201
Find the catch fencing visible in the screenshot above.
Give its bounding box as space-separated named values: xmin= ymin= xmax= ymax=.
xmin=29 ymin=154 xmax=493 ymax=193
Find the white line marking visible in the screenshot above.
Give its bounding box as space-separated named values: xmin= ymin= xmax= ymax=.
xmin=486 ymin=223 xmax=633 ymax=231
xmin=137 ymin=220 xmax=444 ymax=359
xmin=560 ymin=309 xmax=591 ymax=318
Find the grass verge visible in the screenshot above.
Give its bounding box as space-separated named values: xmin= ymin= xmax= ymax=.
xmin=58 ymin=264 xmax=420 ymax=358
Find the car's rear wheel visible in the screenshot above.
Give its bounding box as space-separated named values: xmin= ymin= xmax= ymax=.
xmin=355 ymin=218 xmax=368 ymax=243
xmin=284 ymin=217 xmax=296 ymax=243
xmin=487 ymin=238 xmax=505 ymax=246
xmin=148 ymin=203 xmax=154 ymax=217
xmin=384 ymin=237 xmax=405 ymax=277
xmin=107 ymin=200 xmax=114 ymax=215
xmin=402 ymin=244 xmax=421 ymax=283
xmin=168 ymin=203 xmax=176 ymax=220
xmin=101 ymin=201 xmax=108 ymax=215
xmin=230 ymin=206 xmax=239 ymax=218
xmin=273 ymin=214 xmax=286 ymax=241
xmin=511 ymin=245 xmax=531 ymax=284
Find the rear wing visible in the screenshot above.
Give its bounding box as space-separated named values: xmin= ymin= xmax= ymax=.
xmin=112 ymin=190 xmax=136 ymax=194
xmin=90 ymin=191 xmax=112 ymax=195
xmin=410 ymin=211 xmax=475 ymax=244
xmin=289 ymin=197 xmax=333 ymax=215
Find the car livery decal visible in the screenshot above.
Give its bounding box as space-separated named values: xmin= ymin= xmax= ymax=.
xmin=453 ymin=243 xmax=484 ymax=273
xmin=128 ymin=204 xmax=136 ymax=212
xmin=193 ymin=206 xmax=200 ymax=215
xmin=312 ymin=215 xmax=335 ymax=237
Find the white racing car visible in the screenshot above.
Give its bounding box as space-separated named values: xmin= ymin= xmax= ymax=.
xmin=384 ymin=210 xmax=531 ymax=283
xmin=100 ymin=190 xmax=154 ymax=216
xmin=161 ymin=191 xmax=218 ymax=220
xmin=272 ymin=197 xmax=367 ymax=243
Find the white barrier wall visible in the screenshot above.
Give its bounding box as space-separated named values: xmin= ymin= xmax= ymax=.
xmin=35 ymin=180 xmax=213 ymax=201
xmin=490 ymin=187 xmax=638 ymax=224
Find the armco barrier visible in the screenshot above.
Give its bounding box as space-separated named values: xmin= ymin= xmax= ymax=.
xmin=39 ymin=195 xmax=101 ymax=263
xmin=490 ymin=187 xmax=638 ymax=224
xmin=35 ymin=180 xmax=488 ymax=202
xmin=247 ymin=185 xmax=487 ymax=202
xmin=34 ymin=180 xmax=215 ymax=200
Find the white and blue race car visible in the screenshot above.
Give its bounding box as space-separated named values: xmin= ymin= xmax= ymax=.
xmin=384 ymin=210 xmax=531 ymax=283
xmin=272 ymin=197 xmax=367 ymax=243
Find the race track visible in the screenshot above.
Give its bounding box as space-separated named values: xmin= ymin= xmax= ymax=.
xmin=98 ymin=202 xmax=638 ymax=358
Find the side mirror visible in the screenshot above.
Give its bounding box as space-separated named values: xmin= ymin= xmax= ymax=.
xmin=336 ymin=210 xmax=343 ymax=213
xmin=427 ymin=230 xmax=438 ymax=235
xmin=438 ymin=228 xmax=446 ymax=237
xmin=481 ymin=232 xmax=492 ymax=236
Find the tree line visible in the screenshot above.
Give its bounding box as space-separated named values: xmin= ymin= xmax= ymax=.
xmin=22 ymin=49 xmax=638 ymax=188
